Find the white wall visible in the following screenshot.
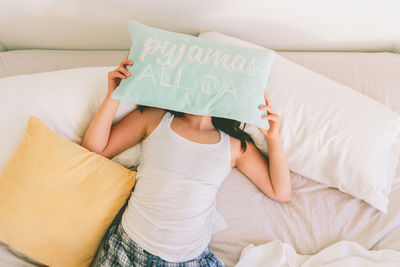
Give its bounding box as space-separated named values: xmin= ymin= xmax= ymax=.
xmin=0 ymin=0 xmax=399 ymax=52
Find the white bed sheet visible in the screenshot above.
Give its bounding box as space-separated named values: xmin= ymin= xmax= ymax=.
xmin=210 ymin=165 xmax=400 ymax=266
xmin=0 ymin=50 xmax=399 ymax=267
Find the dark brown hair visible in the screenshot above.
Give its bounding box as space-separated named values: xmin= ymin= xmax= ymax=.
xmin=137 ymin=105 xmax=255 ymax=152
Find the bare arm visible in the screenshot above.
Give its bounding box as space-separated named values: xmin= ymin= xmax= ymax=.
xmin=81 ymin=93 xmax=120 ymax=154
xmin=265 ymin=135 xmax=291 ymax=201
xmin=234 ymin=91 xmax=291 ymax=202
xmin=234 ymin=136 xmax=291 ymax=202
xmin=81 ymin=55 xmax=133 ymax=154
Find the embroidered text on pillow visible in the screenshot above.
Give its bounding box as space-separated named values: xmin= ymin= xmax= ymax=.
xmin=141 ymin=37 xmax=260 ymax=75
xmin=137 ymin=64 xmax=256 ymax=101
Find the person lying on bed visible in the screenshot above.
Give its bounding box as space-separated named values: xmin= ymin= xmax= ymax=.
xmin=81 ymin=55 xmax=291 ymax=267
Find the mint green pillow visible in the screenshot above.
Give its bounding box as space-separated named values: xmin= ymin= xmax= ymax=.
xmin=111 ymin=21 xmax=277 ymax=130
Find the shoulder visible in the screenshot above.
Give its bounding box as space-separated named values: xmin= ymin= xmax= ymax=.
xmin=141 ymin=106 xmax=167 ymax=119
xmin=229 ymin=135 xmax=243 ymax=168
xmin=141 ymin=107 xmax=167 ymax=139
xmin=229 ymin=135 xmax=260 ymax=168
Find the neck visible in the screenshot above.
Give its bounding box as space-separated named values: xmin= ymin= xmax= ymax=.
xmin=182 ymin=113 xmax=214 ymax=131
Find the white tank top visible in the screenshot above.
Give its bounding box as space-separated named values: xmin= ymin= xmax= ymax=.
xmin=121 ymin=111 xmax=232 ymax=262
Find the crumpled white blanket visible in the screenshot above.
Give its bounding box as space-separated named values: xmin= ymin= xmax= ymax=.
xmin=235 ymin=240 xmax=400 ymax=267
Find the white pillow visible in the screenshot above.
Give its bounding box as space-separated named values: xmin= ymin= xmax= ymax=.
xmin=199 ymin=31 xmax=400 ymax=213
xmin=277 ymin=52 xmax=400 ymax=115
xmin=0 ymin=67 xmax=141 ymax=173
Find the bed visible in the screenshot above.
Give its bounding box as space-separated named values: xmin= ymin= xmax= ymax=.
xmin=1 ymin=1 xmax=400 ymax=266
xmin=0 ymin=49 xmax=399 ymax=267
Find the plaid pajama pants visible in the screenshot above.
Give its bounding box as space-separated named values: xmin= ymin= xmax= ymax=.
xmin=97 ymin=217 xmax=226 ymax=267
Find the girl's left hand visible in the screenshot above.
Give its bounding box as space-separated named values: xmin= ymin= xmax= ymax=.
xmin=258 ymin=92 xmax=281 ymax=138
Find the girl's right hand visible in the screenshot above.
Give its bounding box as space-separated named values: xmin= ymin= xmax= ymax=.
xmin=107 ymin=56 xmax=133 ymax=96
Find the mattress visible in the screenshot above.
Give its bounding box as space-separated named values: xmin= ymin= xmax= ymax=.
xmin=0 ymin=50 xmax=399 ymax=267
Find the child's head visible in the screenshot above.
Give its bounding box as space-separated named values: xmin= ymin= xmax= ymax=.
xmin=137 ymin=105 xmax=255 ymax=152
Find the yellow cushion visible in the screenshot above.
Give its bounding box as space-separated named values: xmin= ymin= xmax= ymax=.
xmin=0 ymin=116 xmax=136 ymax=267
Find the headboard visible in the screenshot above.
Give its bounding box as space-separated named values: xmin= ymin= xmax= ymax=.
xmin=1 ymin=0 xmax=399 ymax=53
